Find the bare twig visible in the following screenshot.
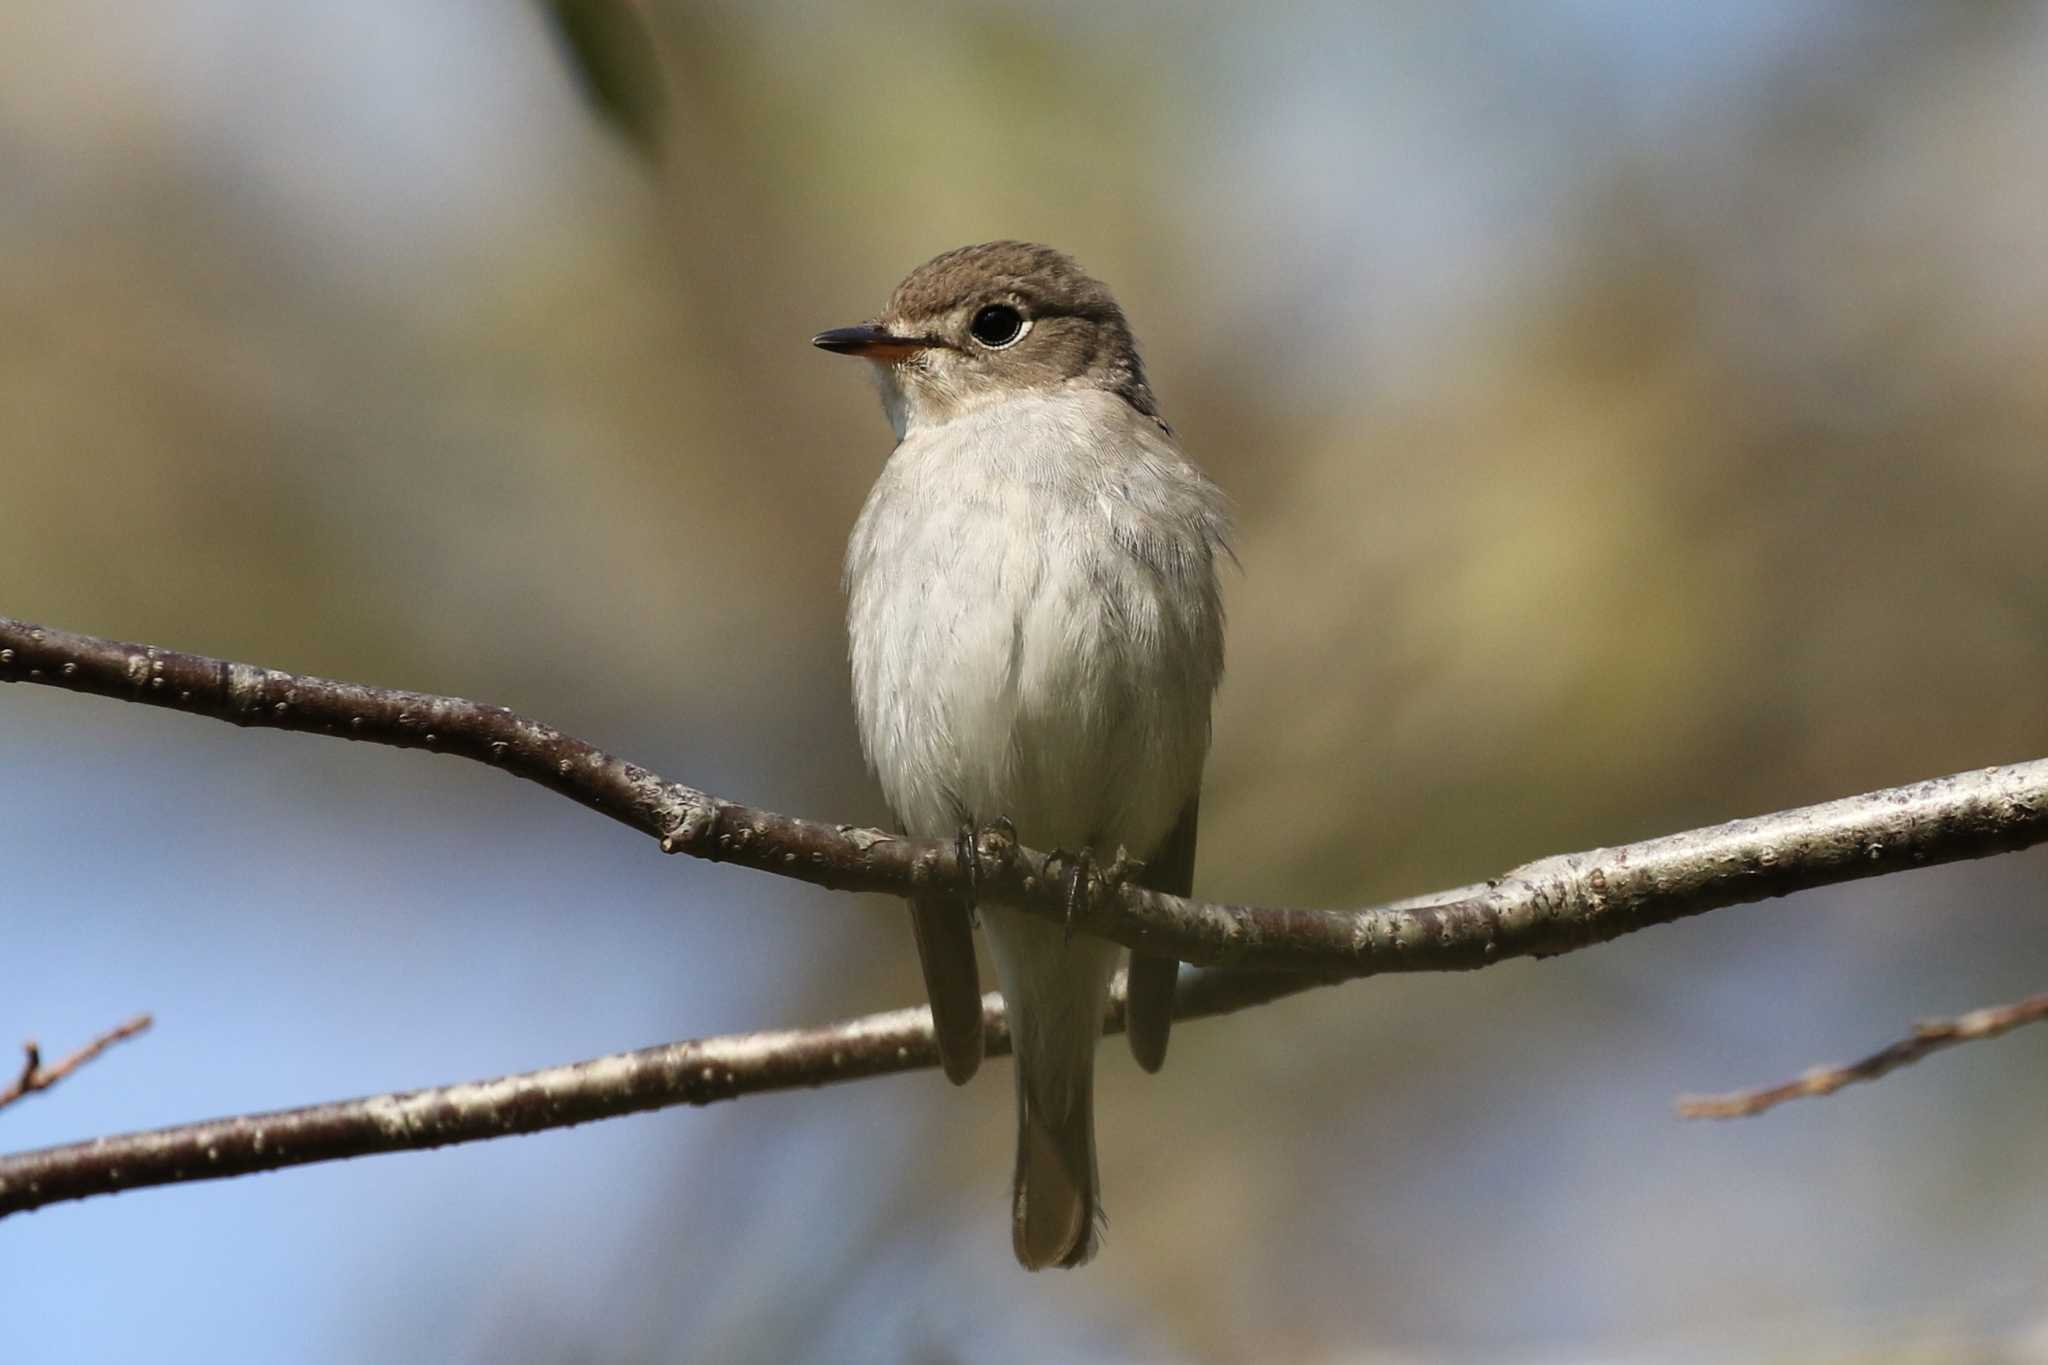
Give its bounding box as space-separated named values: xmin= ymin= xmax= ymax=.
xmin=4 ymin=615 xmax=2047 ymax=977
xmin=0 ymin=967 xmax=1303 ymax=1217
xmin=1677 ymin=991 xmax=2048 ymax=1119
xmin=0 ymin=1015 xmax=152 ymax=1112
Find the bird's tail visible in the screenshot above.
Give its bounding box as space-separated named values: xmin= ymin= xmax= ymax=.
xmin=1012 ymin=1037 xmax=1100 ymax=1269
xmin=986 ymin=907 xmax=1119 ymax=1270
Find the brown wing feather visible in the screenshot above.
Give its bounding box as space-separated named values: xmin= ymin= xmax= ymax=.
xmin=909 ymin=892 xmax=984 ymax=1085
xmin=1125 ymin=797 xmax=1197 ymax=1073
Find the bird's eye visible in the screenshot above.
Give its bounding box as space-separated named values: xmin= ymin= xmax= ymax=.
xmin=969 ymin=304 xmax=1026 ymax=349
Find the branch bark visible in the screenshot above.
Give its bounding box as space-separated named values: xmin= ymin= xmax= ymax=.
xmin=0 ymin=968 xmax=1313 ymax=1217
xmin=5 ymin=615 xmax=2046 ymax=975
xmin=1676 ymin=991 xmax=2048 ymax=1119
xmin=3 ymin=613 xmax=2047 ymax=1216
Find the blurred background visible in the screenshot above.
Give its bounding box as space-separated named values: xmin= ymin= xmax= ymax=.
xmin=4 ymin=1 xmax=2048 ymax=1360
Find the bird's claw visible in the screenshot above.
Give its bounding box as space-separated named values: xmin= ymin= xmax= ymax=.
xmin=954 ymin=825 xmax=980 ymax=930
xmin=956 ymin=824 xmax=979 ymax=901
xmin=959 ymin=816 xmax=1019 ymax=930
xmin=1043 ymin=846 xmax=1095 ymax=944
xmin=1052 ymin=845 xmax=1147 ymax=944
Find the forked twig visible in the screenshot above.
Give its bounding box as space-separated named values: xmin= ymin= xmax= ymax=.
xmin=0 ymin=1015 xmax=153 ymax=1112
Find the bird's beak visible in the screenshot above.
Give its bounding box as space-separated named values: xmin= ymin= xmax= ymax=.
xmin=811 ymin=323 xmax=944 ymax=361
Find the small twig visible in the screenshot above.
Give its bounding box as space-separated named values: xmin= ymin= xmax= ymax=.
xmin=0 ymin=1015 xmax=153 ymax=1112
xmin=1677 ymin=991 xmax=2048 ymax=1119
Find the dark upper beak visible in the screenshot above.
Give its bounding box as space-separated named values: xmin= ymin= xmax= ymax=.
xmin=811 ymin=323 xmax=945 ymax=360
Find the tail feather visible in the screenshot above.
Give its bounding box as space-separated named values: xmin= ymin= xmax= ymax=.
xmin=1011 ymin=1046 xmax=1101 ymax=1270
xmin=985 ymin=906 xmax=1118 ymax=1270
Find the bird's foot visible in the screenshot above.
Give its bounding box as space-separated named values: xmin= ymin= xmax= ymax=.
xmin=1042 ymin=845 xmax=1147 ymax=943
xmin=955 ymin=824 xmax=979 ymax=923
xmin=958 ymin=816 xmax=1019 ymax=928
xmin=1061 ymin=849 xmax=1090 ymax=944
xmin=1042 ymin=846 xmax=1098 ymax=944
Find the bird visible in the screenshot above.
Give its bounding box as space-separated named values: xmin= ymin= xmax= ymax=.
xmin=817 ymin=241 xmax=1229 ymax=1269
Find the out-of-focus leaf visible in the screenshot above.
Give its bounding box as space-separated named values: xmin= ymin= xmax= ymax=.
xmin=542 ymin=0 xmax=668 ymax=155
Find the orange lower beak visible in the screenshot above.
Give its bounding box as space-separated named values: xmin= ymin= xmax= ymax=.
xmin=811 ymin=324 xmax=945 ymax=361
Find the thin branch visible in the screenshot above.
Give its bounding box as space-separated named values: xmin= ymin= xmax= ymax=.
xmin=1676 ymin=991 xmax=2048 ymax=1119
xmin=0 ymin=967 xmax=1305 ymax=1217
xmin=5 ymin=615 xmax=2047 ymax=979
xmin=0 ymin=1015 xmax=153 ymax=1112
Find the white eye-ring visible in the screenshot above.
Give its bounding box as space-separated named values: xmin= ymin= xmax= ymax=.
xmin=968 ymin=304 xmax=1029 ymax=349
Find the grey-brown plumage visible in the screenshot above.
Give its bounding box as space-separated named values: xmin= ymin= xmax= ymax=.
xmin=1126 ymin=798 xmax=1199 ymax=1073
xmin=876 ymin=240 xmax=1167 ymax=424
xmin=906 ymin=884 xmax=985 ymax=1086
xmin=818 ymin=242 xmax=1228 ymax=1269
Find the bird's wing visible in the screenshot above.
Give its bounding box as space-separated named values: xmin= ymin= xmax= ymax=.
xmin=1125 ymin=795 xmax=1197 ymax=1073
xmin=909 ymin=891 xmax=985 ymax=1085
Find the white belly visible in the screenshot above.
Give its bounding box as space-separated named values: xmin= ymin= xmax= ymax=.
xmin=844 ymin=389 xmax=1223 ymax=859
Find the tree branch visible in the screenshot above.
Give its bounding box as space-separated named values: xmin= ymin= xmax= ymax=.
xmin=5 ymin=615 xmax=2047 ymax=977
xmin=1676 ymin=991 xmax=2048 ymax=1119
xmin=4 ymin=613 xmax=2048 ymax=1215
xmin=0 ymin=967 xmax=1308 ymax=1217
xmin=0 ymin=1015 xmax=152 ymax=1113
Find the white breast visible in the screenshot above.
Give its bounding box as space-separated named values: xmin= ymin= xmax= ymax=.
xmin=845 ymin=387 xmax=1227 ymax=857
